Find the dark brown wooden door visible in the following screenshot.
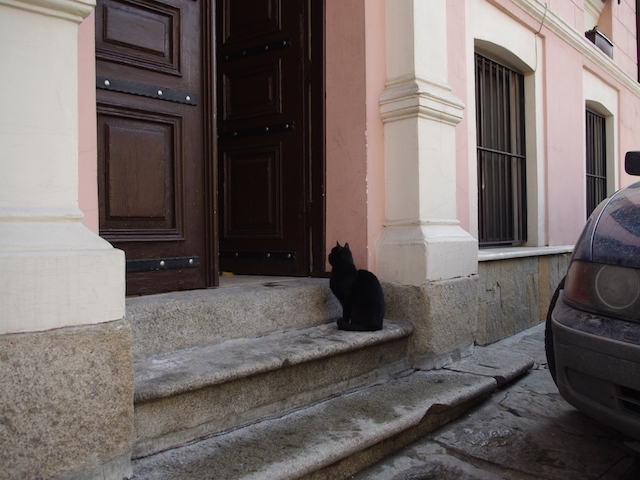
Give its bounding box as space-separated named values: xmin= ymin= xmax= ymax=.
xmin=95 ymin=0 xmax=216 ymax=295
xmin=217 ymin=0 xmax=311 ymax=275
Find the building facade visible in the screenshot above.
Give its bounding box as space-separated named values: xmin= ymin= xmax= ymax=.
xmin=2 ymin=0 xmax=639 ymax=477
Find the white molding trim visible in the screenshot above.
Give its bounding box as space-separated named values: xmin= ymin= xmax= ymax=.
xmin=383 ymin=217 xmax=462 ymax=228
xmin=0 ymin=207 xmax=85 ymax=223
xmin=379 ymin=75 xmax=465 ymax=126
xmin=478 ymin=245 xmax=574 ymax=261
xmin=0 ymin=0 xmax=94 ymax=23
xmin=509 ymin=0 xmax=640 ymax=99
xmin=584 ymin=0 xmax=606 ymax=23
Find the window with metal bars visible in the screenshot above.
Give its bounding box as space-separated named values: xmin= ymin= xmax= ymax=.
xmin=475 ymin=53 xmax=527 ymax=246
xmin=585 ymin=109 xmax=607 ymax=217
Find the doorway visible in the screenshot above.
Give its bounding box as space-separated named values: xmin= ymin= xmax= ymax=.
xmin=217 ymin=0 xmax=315 ymax=276
xmin=96 ymin=0 xmax=324 ymax=295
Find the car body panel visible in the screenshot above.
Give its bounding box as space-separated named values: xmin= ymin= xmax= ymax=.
xmin=573 ymin=182 xmax=640 ymax=269
xmin=549 ymin=164 xmax=640 ymax=440
xmin=552 ymin=297 xmax=640 ymax=440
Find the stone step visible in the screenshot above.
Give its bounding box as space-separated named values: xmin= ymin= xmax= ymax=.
xmin=132 ymin=344 xmax=534 ymax=480
xmin=127 ymin=278 xmax=342 ymax=357
xmin=133 ymin=319 xmax=414 ymax=459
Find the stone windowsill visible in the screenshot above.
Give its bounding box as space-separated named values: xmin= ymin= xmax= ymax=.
xmin=478 ymin=245 xmax=573 ymax=262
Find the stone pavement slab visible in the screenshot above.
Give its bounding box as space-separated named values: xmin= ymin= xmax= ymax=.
xmin=445 ymin=347 xmax=534 ymax=387
xmin=352 ymin=323 xmax=640 ymax=480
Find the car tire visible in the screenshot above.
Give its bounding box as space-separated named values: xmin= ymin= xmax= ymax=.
xmin=545 ymin=276 xmax=565 ymax=384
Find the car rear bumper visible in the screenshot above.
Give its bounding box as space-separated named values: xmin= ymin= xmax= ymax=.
xmin=551 ymin=293 xmax=640 ymax=440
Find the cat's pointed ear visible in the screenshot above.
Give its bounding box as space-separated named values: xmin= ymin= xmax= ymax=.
xmin=336 ymin=241 xmax=341 ymax=247
xmin=344 ymin=242 xmax=350 ymax=250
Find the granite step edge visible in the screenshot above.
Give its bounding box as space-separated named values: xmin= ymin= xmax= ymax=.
xmin=132 ymin=345 xmax=536 ymax=479
xmin=134 ymin=319 xmax=414 ymax=403
xmin=131 ymin=369 xmax=499 ymax=480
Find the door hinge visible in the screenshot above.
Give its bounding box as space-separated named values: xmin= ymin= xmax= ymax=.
xmin=222 ymin=39 xmax=291 ymax=62
xmin=219 ymin=251 xmax=296 ymax=261
xmin=218 ymin=122 xmax=295 ymax=140
xmin=97 ymin=76 xmax=197 ymax=106
xmin=126 ymin=256 xmax=200 ymax=273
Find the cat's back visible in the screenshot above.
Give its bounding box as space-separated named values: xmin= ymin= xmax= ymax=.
xmin=354 ymin=269 xmax=384 ymax=301
xmin=351 ymin=269 xmax=385 ymax=327
xmin=356 ymin=268 xmax=382 ymax=285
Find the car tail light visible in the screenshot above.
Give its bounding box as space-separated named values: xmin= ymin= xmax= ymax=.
xmin=564 ymin=260 xmax=640 ymax=321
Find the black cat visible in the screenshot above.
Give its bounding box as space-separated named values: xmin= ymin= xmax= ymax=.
xmin=328 ymin=242 xmax=385 ymax=331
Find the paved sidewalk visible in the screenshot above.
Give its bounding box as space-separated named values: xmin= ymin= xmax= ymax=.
xmin=352 ymin=323 xmax=640 ymax=480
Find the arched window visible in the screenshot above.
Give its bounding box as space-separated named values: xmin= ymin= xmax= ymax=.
xmin=585 ymin=109 xmax=607 ymax=216
xmin=475 ymin=53 xmax=527 ymax=246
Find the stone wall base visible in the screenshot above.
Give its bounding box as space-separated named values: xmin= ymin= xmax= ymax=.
xmin=383 ymin=276 xmax=479 ymax=370
xmin=383 ymin=253 xmax=569 ymax=365
xmin=0 ymin=320 xmax=134 ymax=480
xmin=477 ymin=253 xmax=570 ymax=345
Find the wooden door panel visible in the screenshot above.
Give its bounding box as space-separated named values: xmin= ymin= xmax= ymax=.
xmin=222 ymin=60 xmax=282 ymax=122
xmin=96 ymin=0 xmax=214 ymax=295
xmin=97 ymin=0 xmax=180 ymax=74
xmin=223 ymin=142 xmax=282 ymax=238
xmin=104 ymin=121 xmax=172 ymax=219
xmin=217 ymin=0 xmax=309 ymax=276
xmin=222 ymin=0 xmax=281 ymax=45
xmin=98 ymin=108 xmax=183 ymax=237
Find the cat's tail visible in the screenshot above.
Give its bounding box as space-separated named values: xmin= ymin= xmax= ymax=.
xmin=337 ymin=318 xmax=383 ymax=332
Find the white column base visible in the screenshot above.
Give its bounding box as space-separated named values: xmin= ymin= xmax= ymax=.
xmin=376 ymin=222 xmax=478 ymax=285
xmin=0 ymin=217 xmax=125 ymax=335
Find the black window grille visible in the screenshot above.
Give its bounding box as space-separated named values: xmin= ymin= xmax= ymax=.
xmin=586 ymin=109 xmax=607 ymax=217
xmin=475 ymin=54 xmax=527 ymax=246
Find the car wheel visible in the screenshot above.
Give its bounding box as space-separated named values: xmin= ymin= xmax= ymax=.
xmin=545 ymin=276 xmax=565 ymax=384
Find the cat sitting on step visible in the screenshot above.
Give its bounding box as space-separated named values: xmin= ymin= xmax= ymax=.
xmin=328 ymin=242 xmax=385 ymax=331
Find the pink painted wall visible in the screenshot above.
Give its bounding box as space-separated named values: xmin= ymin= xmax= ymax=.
xmin=620 ymin=85 xmax=640 ymax=187
xmin=325 ymin=0 xmax=367 ymax=270
xmin=325 ymin=0 xmax=386 ymax=272
xmin=611 ymin=0 xmax=638 ymax=80
xmin=448 ymin=0 xmax=470 ymax=233
xmin=537 ymin=0 xmax=640 ymax=244
xmin=364 ymin=0 xmax=386 ymax=271
xmin=548 ymin=0 xmax=583 ymax=32
xmin=587 ymin=0 xmax=638 ymax=80
xmin=618 ymin=90 xmax=640 ymax=187
xmin=78 ymin=12 xmax=99 ymax=234
xmin=449 ymin=0 xmax=640 ymax=249
xmin=544 ymin=35 xmax=586 ymax=246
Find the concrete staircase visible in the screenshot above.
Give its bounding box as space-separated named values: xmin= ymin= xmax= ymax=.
xmin=128 ymin=277 xmax=534 ymax=479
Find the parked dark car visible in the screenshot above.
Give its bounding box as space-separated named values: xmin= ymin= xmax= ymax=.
xmin=546 ymin=151 xmax=640 ymax=441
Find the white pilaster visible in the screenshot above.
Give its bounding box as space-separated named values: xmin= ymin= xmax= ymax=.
xmin=377 ymin=0 xmax=477 ymax=285
xmin=0 ymin=0 xmax=125 ymax=334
